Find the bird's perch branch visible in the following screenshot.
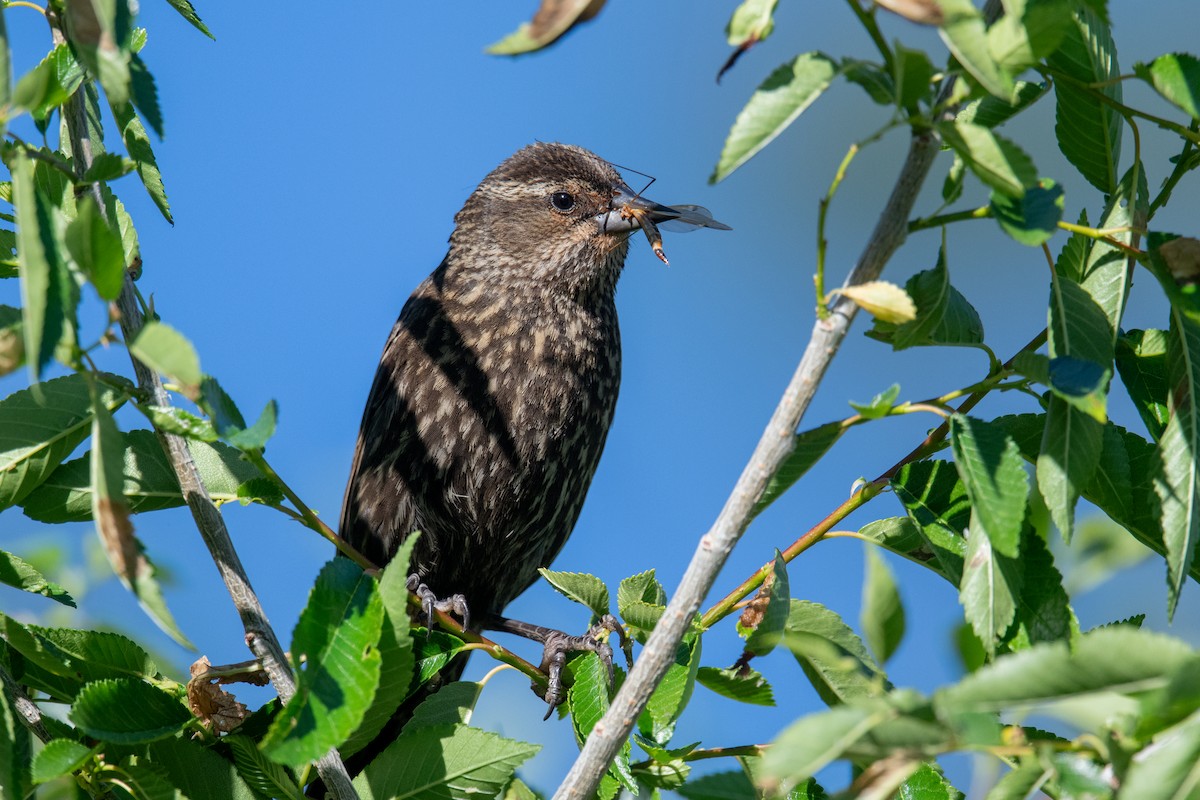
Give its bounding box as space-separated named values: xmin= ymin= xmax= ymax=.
xmin=50 ymin=21 xmax=357 ymax=799
xmin=552 ymin=128 xmax=943 ymax=800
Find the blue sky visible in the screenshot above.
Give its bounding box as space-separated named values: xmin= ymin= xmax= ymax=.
xmin=3 ymin=1 xmax=1200 ymax=793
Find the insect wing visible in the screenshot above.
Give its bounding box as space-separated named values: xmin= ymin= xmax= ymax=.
xmin=658 ymin=205 xmax=733 ymax=232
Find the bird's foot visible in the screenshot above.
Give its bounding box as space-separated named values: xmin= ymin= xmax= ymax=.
xmin=490 ymin=613 xmax=630 ymax=719
xmin=406 ymin=574 xmax=469 ymax=632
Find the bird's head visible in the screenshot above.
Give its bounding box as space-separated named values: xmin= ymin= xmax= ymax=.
xmin=447 ymin=142 xmax=688 ymax=296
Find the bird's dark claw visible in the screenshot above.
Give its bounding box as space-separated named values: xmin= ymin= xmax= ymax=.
xmin=537 ymin=614 xmax=629 ymax=719
xmin=407 ymin=574 xmax=469 ymax=632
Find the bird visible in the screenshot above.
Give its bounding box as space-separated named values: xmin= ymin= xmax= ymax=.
xmin=332 ymin=142 xmax=728 ymax=779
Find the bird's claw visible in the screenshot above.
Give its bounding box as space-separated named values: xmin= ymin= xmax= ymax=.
xmin=406 ymin=574 xmax=469 ymax=632
xmin=537 ymin=614 xmax=629 ymax=719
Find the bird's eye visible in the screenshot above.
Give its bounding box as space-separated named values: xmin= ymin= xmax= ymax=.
xmin=550 ymin=192 xmax=576 ymax=212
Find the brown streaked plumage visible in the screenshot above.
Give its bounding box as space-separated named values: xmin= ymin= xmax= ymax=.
xmin=340 ymin=143 xmax=634 ymax=619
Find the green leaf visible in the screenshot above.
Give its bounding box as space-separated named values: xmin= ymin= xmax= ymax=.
xmin=569 ymin=653 xmax=635 ymax=792
xmin=695 ymin=666 xmax=775 ymax=706
xmin=128 ymin=54 xmax=163 ymax=139
xmin=341 ymin=535 xmax=418 ymax=758
xmin=148 ymin=737 xmax=260 ymax=800
xmin=1116 ymin=709 xmax=1200 ymax=800
xmin=12 ymin=149 xmax=66 ymax=379
xmin=1008 ymin=528 xmax=1075 ymax=651
xmin=934 ymin=627 xmax=1195 ymax=713
xmin=956 ymin=80 xmax=1048 ymax=128
xmin=742 ymin=551 xmax=789 ymax=656
xmin=618 ymin=570 xmax=667 ymax=615
xmin=857 ymin=516 xmax=959 ymax=586
xmin=959 ymin=521 xmax=1021 ymax=658
xmin=894 ymin=43 xmax=934 ymax=108
xmin=985 ymin=0 xmax=1071 ymax=73
xmin=897 ymin=762 xmax=962 ymax=799
xmin=63 ymin=0 xmax=132 ymax=107
xmin=262 ymin=559 xmax=384 ymax=766
xmin=353 ymin=724 xmax=540 ymax=800
xmin=842 ymin=59 xmax=894 ymax=105
xmin=540 ymin=569 xmax=610 ymax=617
xmin=224 ymin=735 xmax=306 ymax=800
xmin=935 ymin=0 xmax=1014 ymax=100
xmin=12 ymin=44 xmax=85 ymax=119
xmin=1046 ymin=7 xmax=1122 ymax=192
xmin=753 ymin=421 xmax=844 ymax=516
xmin=19 ymin=625 xmax=159 ymax=689
xmin=0 ymin=373 xmax=128 ymax=511
xmin=891 ymin=460 xmax=971 ymax=583
xmin=223 ymin=399 xmax=278 ymax=451
xmin=849 ymin=383 xmax=901 ymax=420
xmin=1037 ymin=394 xmax=1104 ymax=540
xmin=164 ymin=0 xmax=215 ymax=39
xmin=31 ymin=739 xmax=94 ymax=784
xmin=641 ymin=636 xmax=701 ymax=743
xmin=64 ymin=196 xmax=126 ymax=300
xmin=111 ymin=101 xmax=171 ymax=222
xmin=139 ymin=404 xmax=218 ymax=442
xmin=82 ymin=152 xmax=137 ymax=183
xmin=1077 ymin=165 xmax=1144 ymax=338
xmin=69 ymin=677 xmax=190 ymax=744
xmin=950 ymin=415 xmax=1029 ymax=557
xmin=868 ymin=241 xmax=986 ymax=352
xmin=937 ymin=121 xmax=1037 ymax=198
xmin=784 ymin=600 xmax=889 ymax=704
xmin=725 ymin=0 xmax=777 ymax=46
xmin=989 ymin=179 xmax=1064 ymax=246
xmin=1154 ymin=312 xmax=1200 ymax=617
xmin=1116 ymin=329 xmax=1170 ymax=440
xmin=984 ymin=758 xmax=1050 ymax=800
xmin=413 ymin=631 xmax=467 ymax=685
xmin=762 ymin=703 xmax=891 ymax=793
xmin=406 ymin=681 xmax=484 ymax=729
xmin=711 ymin=53 xmax=838 ymax=183
xmin=861 ymin=548 xmax=905 ymax=665
xmin=0 ymin=548 xmax=74 ymax=606
xmin=20 ymin=429 xmax=273 ymax=521
xmin=675 ymin=769 xmax=757 ymax=800
xmin=129 ymin=321 xmax=201 ymax=389
xmin=1133 ymin=52 xmax=1200 ymax=120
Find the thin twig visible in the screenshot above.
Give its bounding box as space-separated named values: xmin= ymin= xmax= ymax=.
xmin=0 ymin=660 xmax=52 ymax=743
xmin=552 ymin=128 xmax=943 ymax=800
xmin=49 ymin=22 xmax=358 ymax=799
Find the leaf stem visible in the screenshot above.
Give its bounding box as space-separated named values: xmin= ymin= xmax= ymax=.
xmin=1041 ymin=66 xmax=1200 ymax=146
xmin=816 ymin=144 xmax=860 ymax=319
xmin=844 ymin=0 xmax=894 ymax=74
xmin=2 ymin=1 xmax=46 ymax=14
xmin=908 ymin=205 xmax=990 ymax=233
xmin=243 ymin=450 xmax=375 ymax=570
xmin=1056 ymin=221 xmax=1145 ymax=258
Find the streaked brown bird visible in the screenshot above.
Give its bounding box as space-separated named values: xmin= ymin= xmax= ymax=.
xmin=340 ymin=142 xmax=727 ymax=633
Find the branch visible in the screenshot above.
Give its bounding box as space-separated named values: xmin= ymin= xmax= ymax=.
xmin=551 ymin=128 xmax=943 ymax=800
xmin=49 ymin=23 xmax=357 ymax=799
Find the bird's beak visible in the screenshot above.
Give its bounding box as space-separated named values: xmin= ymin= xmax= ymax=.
xmin=595 ymin=185 xmax=686 ymax=233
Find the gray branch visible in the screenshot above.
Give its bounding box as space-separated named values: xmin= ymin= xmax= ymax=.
xmin=52 ymin=22 xmax=356 ymax=799
xmin=552 ymin=129 xmax=942 ymax=800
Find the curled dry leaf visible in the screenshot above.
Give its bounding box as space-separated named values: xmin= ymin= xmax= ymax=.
xmin=1160 ymin=236 xmax=1200 ymax=284
xmin=487 ymin=0 xmax=607 ymax=55
xmin=873 ymin=0 xmax=944 ymax=25
xmin=187 ymin=656 xmax=254 ymax=734
xmin=739 ymin=569 xmax=776 ymax=632
xmin=96 ymin=496 xmax=140 ymax=579
xmin=833 ymin=280 xmax=918 ymax=324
